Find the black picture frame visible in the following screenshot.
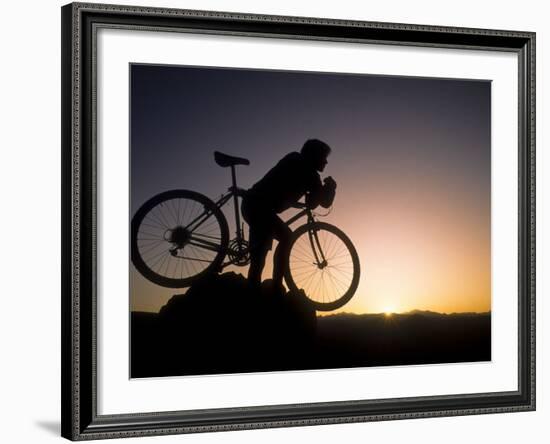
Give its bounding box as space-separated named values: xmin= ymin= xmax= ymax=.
xmin=61 ymin=2 xmax=536 ymax=440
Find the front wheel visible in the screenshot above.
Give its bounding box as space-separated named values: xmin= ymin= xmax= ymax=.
xmin=131 ymin=190 xmax=229 ymax=288
xmin=284 ymin=222 xmax=360 ymax=311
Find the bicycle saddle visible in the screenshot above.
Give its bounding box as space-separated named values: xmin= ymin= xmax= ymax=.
xmin=214 ymin=151 xmax=250 ymax=168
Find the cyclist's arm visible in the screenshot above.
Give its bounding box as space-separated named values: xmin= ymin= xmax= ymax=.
xmin=306 ymin=178 xmax=336 ymax=209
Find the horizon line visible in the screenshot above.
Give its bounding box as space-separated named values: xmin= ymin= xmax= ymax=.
xmin=131 ymin=308 xmax=492 ymax=316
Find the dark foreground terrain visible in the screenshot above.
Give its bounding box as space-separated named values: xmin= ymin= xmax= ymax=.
xmin=131 ymin=273 xmax=490 ymax=378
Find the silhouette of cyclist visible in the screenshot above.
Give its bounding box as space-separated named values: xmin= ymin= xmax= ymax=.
xmin=242 ymin=139 xmax=337 ymax=293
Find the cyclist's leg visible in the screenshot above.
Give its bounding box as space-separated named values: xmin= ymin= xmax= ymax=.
xmin=272 ymin=217 xmax=292 ymax=289
xmin=247 ymin=237 xmax=268 ymax=287
xmin=241 ymin=196 xmax=271 ymax=288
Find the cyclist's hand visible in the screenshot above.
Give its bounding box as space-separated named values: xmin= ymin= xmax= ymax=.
xmin=324 ymin=176 xmax=337 ymax=190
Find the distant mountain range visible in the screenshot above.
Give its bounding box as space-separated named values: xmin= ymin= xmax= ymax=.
xmin=319 ymin=309 xmax=491 ymax=318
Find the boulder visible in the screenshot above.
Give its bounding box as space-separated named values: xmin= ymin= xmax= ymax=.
xmin=131 ymin=272 xmax=317 ymax=377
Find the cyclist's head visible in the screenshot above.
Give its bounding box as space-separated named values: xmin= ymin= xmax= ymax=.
xmin=301 ymin=139 xmax=331 ymax=172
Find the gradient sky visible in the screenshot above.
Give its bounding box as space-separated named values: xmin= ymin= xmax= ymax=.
xmin=130 ymin=64 xmax=491 ymax=315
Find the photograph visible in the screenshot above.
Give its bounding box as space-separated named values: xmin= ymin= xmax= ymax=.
xmin=129 ymin=63 xmax=492 ymax=378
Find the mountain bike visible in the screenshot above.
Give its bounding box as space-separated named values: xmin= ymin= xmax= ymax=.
xmin=131 ymin=151 xmax=360 ymax=311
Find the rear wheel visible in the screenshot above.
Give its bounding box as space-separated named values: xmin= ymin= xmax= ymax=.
xmin=284 ymin=222 xmax=360 ymax=311
xmin=131 ymin=190 xmax=229 ymax=288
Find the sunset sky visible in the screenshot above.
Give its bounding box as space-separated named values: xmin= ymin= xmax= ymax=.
xmin=130 ymin=64 xmax=491 ymax=315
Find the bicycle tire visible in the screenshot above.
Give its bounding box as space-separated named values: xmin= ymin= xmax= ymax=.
xmin=131 ymin=190 xmax=229 ymax=288
xmin=284 ymin=222 xmax=360 ymax=311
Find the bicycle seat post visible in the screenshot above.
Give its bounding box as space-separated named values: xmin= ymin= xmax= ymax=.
xmin=230 ymin=165 xmax=237 ymax=190
xmin=214 ymin=151 xmax=249 ymax=241
xmin=230 ymin=165 xmax=243 ymax=241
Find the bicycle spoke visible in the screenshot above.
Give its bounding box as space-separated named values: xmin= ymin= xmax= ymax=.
xmin=292 ymin=244 xmax=315 ymax=261
xmin=164 ymin=200 xmax=175 ymax=226
xmin=290 ymin=262 xmax=318 ymax=271
xmin=327 ymin=259 xmax=354 ymax=268
xmin=181 ymin=199 xmax=189 ymax=226
xmin=137 ymin=238 xmax=164 ymax=245
xmin=159 ymin=252 xmax=171 ymax=275
xmin=155 ymin=204 xmax=171 ymax=229
xmin=163 ymin=203 xmax=176 ymax=227
xmin=328 ymin=268 xmax=354 ymax=279
xmin=190 ymin=245 xmax=210 ymax=266
xmin=190 ymin=244 xmax=210 ymax=263
xmin=327 ymin=250 xmax=350 ymax=261
xmin=290 ymin=256 xmax=314 ymax=264
xmin=189 ymin=201 xmax=200 ymax=227
xmin=152 ymin=250 xmax=169 ymax=273
xmin=325 ymin=271 xmax=337 ymax=300
xmin=292 ymin=268 xmax=319 ymax=279
xmin=327 ymin=267 xmax=354 ymax=277
xmin=331 ymin=243 xmax=348 ymax=260
xmin=176 ymin=198 xmax=181 ymax=226
xmin=139 ymin=221 xmax=165 ymax=231
xmin=143 ymin=244 xmax=169 ymax=262
xmin=196 ymin=216 xmax=218 ymax=230
xmin=327 ymin=259 xmax=354 ymax=267
xmin=326 ymin=268 xmax=350 ymax=292
xmin=137 ymin=230 xmax=164 ymax=240
xmin=325 ymin=269 xmax=343 ymax=297
xmin=321 ymin=231 xmax=329 ymax=259
xmin=144 ymin=213 xmax=168 ymax=230
xmin=167 ymin=253 xmax=176 ymax=279
xmin=169 ymin=199 xmax=179 ymax=226
xmin=182 ymin=255 xmax=189 ymax=278
xmin=301 ymin=268 xmax=319 ymax=285
xmin=139 ymin=243 xmax=166 ymax=260
xmin=312 ymin=271 xmax=324 ymax=301
xmin=163 ymin=251 xmax=172 ymax=276
xmin=325 ymin=232 xmax=336 ymax=255
xmin=140 ymin=241 xmax=167 ymax=258
xmin=304 ymin=270 xmax=318 ymax=293
xmin=187 ymin=249 xmax=199 ymax=275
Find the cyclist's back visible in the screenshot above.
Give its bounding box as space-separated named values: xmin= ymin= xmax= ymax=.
xmin=247 ymin=151 xmax=322 ymax=213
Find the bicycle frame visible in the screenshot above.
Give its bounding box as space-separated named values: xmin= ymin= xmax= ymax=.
xmin=182 ymin=164 xmax=326 ymax=269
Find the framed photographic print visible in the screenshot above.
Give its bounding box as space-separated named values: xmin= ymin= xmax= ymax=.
xmin=61 ymin=2 xmax=536 ymax=440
